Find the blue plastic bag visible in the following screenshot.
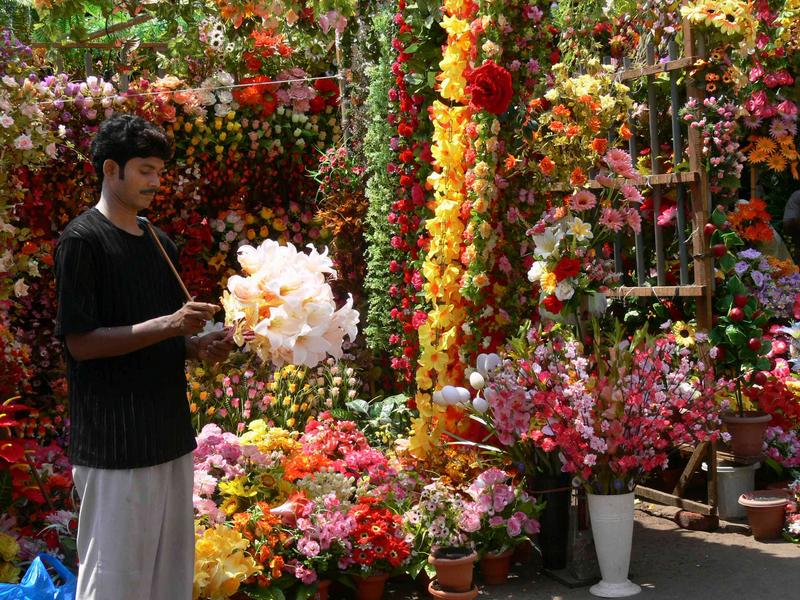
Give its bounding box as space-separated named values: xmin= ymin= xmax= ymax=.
xmin=0 ymin=553 xmax=77 ymax=600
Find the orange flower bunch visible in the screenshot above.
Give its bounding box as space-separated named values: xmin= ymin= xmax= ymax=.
xmin=521 ymin=60 xmax=632 ymax=188
xmin=728 ymin=198 xmax=774 ymax=243
xmin=281 ymin=452 xmax=333 ymax=482
xmin=745 ymin=134 xmax=800 ymax=179
xmin=232 ymin=502 xmax=289 ymax=587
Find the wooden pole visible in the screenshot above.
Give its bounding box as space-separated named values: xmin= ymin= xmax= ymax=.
xmin=143 ymin=220 xmax=193 ymax=302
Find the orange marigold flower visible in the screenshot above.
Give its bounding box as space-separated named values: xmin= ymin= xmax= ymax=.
xmin=549 ymin=120 xmax=565 ymax=132
xmin=591 ymin=137 xmax=608 ymax=154
xmin=539 ymin=156 xmax=556 ymax=176
xmin=570 ymin=167 xmax=587 ymax=186
xmin=619 ymin=122 xmax=633 ymax=140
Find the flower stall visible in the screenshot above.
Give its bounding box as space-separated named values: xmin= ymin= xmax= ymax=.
xmin=1 ymin=0 xmax=800 ymax=598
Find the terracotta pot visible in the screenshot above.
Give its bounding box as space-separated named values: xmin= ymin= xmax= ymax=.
xmin=427 ymin=580 xmax=479 ymax=600
xmin=479 ymin=548 xmax=513 ymax=585
xmin=428 ymin=548 xmax=477 ymax=593
xmin=355 ymin=572 xmax=389 ymax=600
xmin=722 ymin=411 xmax=771 ymax=458
xmin=738 ymin=490 xmax=790 ymax=541
xmin=315 ymin=578 xmax=332 ymax=600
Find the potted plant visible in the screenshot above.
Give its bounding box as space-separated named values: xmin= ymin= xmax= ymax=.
xmin=459 ymin=468 xmax=541 ymax=585
xmin=401 ymin=479 xmax=476 ymax=593
xmin=345 ymin=496 xmax=410 ymax=600
xmin=707 ymin=208 xmax=774 ymax=457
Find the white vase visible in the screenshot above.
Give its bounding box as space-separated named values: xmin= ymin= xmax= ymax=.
xmin=587 ymin=492 xmax=641 ymax=598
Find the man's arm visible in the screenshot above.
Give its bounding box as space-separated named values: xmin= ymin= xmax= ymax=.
xmin=65 ymin=302 xmax=219 ymax=362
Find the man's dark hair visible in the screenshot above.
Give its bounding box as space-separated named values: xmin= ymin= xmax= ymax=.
xmin=90 ymin=113 xmax=173 ymax=184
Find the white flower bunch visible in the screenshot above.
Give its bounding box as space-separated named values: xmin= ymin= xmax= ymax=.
xmin=222 ymin=239 xmax=360 ymax=368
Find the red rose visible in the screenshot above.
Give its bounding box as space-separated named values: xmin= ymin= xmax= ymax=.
xmin=467 ymin=60 xmax=513 ymax=115
xmin=542 ymin=295 xmax=564 ymax=314
xmin=552 ymin=257 xmax=581 ymax=282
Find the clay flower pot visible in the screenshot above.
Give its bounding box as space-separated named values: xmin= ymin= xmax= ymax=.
xmin=315 ymin=578 xmax=332 ymax=600
xmin=479 ymin=548 xmax=513 ymax=585
xmin=738 ymin=490 xmax=790 ymax=541
xmin=428 ymin=547 xmax=477 ymax=592
xmin=722 ymin=411 xmax=771 ymax=458
xmin=427 ymin=579 xmax=479 ymax=600
xmin=354 ymin=572 xmax=389 ymax=600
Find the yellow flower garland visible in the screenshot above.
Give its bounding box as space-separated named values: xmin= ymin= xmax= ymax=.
xmin=410 ymin=0 xmax=473 ymax=457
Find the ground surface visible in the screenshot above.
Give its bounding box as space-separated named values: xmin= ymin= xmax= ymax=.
xmin=383 ymin=504 xmax=800 ymax=600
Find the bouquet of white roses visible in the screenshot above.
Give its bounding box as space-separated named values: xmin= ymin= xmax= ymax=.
xmin=222 ymin=240 xmax=359 ymax=367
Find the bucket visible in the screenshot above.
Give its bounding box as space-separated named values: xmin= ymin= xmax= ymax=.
xmin=702 ymin=461 xmax=759 ymax=519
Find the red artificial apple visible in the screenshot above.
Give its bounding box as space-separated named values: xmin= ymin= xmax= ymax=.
xmin=728 ymin=307 xmax=744 ymax=322
xmin=733 ymin=294 xmax=749 ymax=308
xmin=704 ymin=223 xmax=717 ymax=237
xmin=711 ymin=244 xmax=727 ymax=258
xmin=748 ymin=337 xmax=762 ymax=351
xmin=752 ymin=370 xmax=768 ymax=386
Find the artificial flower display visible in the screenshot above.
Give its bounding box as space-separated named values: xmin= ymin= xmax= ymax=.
xmin=222 ymin=239 xmax=359 ymax=367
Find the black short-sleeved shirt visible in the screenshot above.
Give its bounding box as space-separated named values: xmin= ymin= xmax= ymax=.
xmin=55 ymin=207 xmax=196 ymax=469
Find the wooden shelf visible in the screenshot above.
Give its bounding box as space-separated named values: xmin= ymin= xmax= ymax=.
xmin=617 ymin=57 xmax=697 ymax=82
xmin=606 ymin=285 xmax=706 ymax=298
xmin=635 ymin=485 xmax=715 ymax=516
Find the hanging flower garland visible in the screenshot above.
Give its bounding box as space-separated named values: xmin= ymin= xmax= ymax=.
xmin=410 ymin=0 xmax=476 ymax=456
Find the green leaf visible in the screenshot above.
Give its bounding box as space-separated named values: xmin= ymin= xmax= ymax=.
xmin=719 ymin=253 xmax=735 ymax=273
xmin=404 ymin=43 xmax=420 ymax=54
xmin=755 ymin=357 xmax=772 ymax=371
xmin=244 ymin=586 xmax=286 ymax=600
xmin=346 ymin=399 xmax=370 ymax=415
xmin=711 ymin=207 xmax=726 ymax=227
xmin=726 ymin=275 xmax=746 ymax=296
xmin=295 ymin=584 xmax=315 ymax=600
xmin=725 ymin=325 xmax=747 ymax=348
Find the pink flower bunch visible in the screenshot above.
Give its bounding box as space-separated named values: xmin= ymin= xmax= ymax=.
xmin=484 ymin=324 xmax=723 ymax=494
xmin=603 ymin=149 xmax=640 ymax=181
xmin=763 ymin=426 xmax=800 ymax=469
xmin=287 ymin=493 xmax=356 ymax=583
xmin=680 ymin=96 xmax=744 ymax=200
xmin=459 ymin=468 xmax=540 ymax=554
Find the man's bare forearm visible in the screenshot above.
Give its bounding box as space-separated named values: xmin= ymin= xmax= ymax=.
xmin=65 ymin=316 xmax=179 ymax=362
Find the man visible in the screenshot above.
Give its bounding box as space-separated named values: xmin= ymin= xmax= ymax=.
xmin=783 ymin=189 xmax=800 ymax=263
xmin=55 ymin=114 xmax=234 ymax=599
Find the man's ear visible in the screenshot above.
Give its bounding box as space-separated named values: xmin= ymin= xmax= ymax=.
xmin=103 ymin=159 xmax=122 ymax=180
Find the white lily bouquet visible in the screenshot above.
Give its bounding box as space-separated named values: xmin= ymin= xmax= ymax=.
xmin=221 ymin=240 xmax=359 ymax=367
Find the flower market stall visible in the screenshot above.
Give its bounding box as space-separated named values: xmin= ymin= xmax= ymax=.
xmin=1 ymin=0 xmax=800 ymax=598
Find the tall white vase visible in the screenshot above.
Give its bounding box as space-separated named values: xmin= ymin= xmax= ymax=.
xmin=587 ymin=492 xmax=641 ymax=598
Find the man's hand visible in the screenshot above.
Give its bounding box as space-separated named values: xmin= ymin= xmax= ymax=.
xmin=167 ymin=302 xmax=219 ymax=336
xmin=196 ymin=327 xmax=236 ymax=364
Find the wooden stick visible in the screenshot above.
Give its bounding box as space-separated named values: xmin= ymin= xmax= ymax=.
xmin=142 ymin=219 xmax=193 ymax=302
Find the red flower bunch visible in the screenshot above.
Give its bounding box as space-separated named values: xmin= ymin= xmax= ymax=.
xmin=347 ymin=497 xmax=410 ymax=574
xmin=309 ymin=79 xmax=340 ymax=114
xmin=745 ymin=359 xmax=800 ymax=431
xmin=467 ymin=60 xmax=514 ymax=115
xmin=232 ymin=76 xmax=278 ymax=116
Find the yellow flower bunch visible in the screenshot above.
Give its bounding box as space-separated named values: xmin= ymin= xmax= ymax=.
xmin=680 ymin=0 xmax=757 ymax=53
xmin=239 ymin=420 xmax=299 ymax=454
xmin=193 ymin=524 xmax=261 ymax=600
xmin=0 ymin=532 xmax=20 ymax=584
xmin=775 ymin=0 xmax=800 ymax=51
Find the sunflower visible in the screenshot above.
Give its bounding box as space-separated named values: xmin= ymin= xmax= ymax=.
xmin=672 ymin=321 xmax=697 ymax=348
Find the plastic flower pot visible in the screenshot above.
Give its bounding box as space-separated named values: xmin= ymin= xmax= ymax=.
xmin=428 ymin=547 xmax=477 ymax=592
xmin=702 ymin=461 xmax=759 ymax=520
xmin=587 ymin=492 xmax=641 ymax=598
xmin=738 ymin=490 xmax=790 ymax=541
